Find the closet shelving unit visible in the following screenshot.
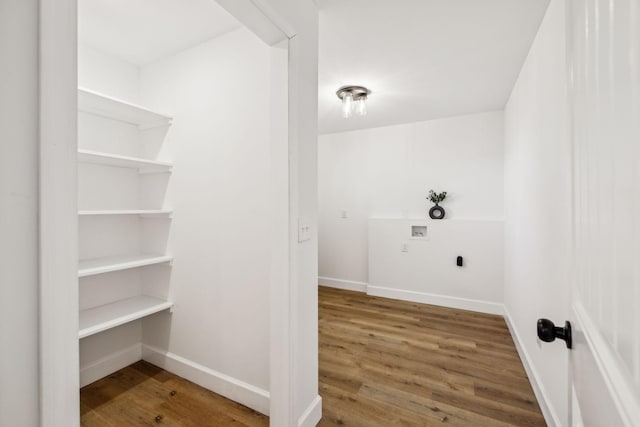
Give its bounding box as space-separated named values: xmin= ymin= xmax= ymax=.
xmin=78 ymin=254 xmax=174 ymax=278
xmin=78 ymin=149 xmax=173 ymax=173
xmin=78 ymin=87 xmax=174 ymax=341
xmin=78 ymin=209 xmax=173 ymax=217
xmin=78 ymin=87 xmax=172 ymax=129
xmin=79 ymin=296 xmax=174 ymax=339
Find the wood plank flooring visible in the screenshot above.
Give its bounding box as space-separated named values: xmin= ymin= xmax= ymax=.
xmin=318 ymin=287 xmax=546 ymax=426
xmin=80 ymin=361 xmax=268 ymax=426
xmin=81 ymin=287 xmax=545 ymax=426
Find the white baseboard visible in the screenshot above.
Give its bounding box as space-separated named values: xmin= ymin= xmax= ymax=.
xmin=298 ymin=395 xmax=322 ymax=427
xmin=366 ymin=285 xmax=504 ymax=315
xmin=503 ymin=308 xmax=560 ymax=427
xmin=80 ymin=343 xmax=142 ymax=387
xmin=142 ymin=344 xmax=270 ymax=415
xmin=318 ymin=276 xmax=368 ymax=292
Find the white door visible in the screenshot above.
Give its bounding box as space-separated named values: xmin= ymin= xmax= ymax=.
xmin=567 ymin=0 xmax=640 ymax=425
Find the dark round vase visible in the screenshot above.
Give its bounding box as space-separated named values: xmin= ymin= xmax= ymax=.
xmin=429 ymin=205 xmax=445 ymax=220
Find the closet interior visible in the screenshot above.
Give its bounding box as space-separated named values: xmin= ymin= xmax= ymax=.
xmin=77 ymin=0 xmax=282 ymax=415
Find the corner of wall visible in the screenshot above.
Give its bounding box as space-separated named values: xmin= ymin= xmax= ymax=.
xmin=142 ymin=344 xmax=271 ymax=415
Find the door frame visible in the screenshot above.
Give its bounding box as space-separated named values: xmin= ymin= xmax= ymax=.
xmin=39 ymin=0 xmax=79 ymax=424
xmin=38 ymin=1 xmax=308 ymax=426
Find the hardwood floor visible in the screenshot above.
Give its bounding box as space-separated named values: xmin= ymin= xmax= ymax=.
xmin=82 ymin=288 xmax=545 ymax=426
xmin=318 ymin=287 xmax=546 ymax=427
xmin=80 ymin=361 xmax=268 ymax=426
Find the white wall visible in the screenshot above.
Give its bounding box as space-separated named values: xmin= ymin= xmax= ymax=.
xmin=217 ymin=2 xmax=321 ymax=422
xmin=0 ymin=0 xmax=40 ymax=424
xmin=139 ymin=27 xmax=272 ymax=405
xmin=318 ymin=111 xmax=504 ymax=295
xmin=368 ymin=218 xmax=504 ymax=314
xmin=503 ymin=1 xmax=569 ymax=425
xmin=181 ymin=2 xmax=321 ymax=423
xmin=78 ymin=44 xmax=140 ymax=104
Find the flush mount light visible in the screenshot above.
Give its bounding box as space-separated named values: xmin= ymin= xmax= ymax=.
xmin=336 ymin=85 xmax=371 ymax=118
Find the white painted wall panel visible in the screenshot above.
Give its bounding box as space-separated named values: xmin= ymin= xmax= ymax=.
xmin=139 ymin=28 xmax=272 ymax=392
xmin=78 ymin=44 xmax=141 ymax=104
xmin=503 ymin=1 xmax=570 ymax=424
xmin=77 ymin=113 xmax=142 ymax=157
xmin=368 ymin=218 xmax=504 ymax=311
xmin=319 ymin=111 xmax=504 ymax=287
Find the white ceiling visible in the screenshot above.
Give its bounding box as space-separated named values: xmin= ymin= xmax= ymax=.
xmin=318 ymin=0 xmax=550 ymax=134
xmin=78 ymin=0 xmax=242 ymax=66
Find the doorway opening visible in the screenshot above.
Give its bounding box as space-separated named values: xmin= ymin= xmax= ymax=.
xmin=75 ymin=0 xmax=288 ymax=424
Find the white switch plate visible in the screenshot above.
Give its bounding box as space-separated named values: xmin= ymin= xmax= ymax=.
xmin=298 ymin=218 xmax=311 ymax=242
xmin=340 ymin=210 xmax=348 ymax=219
xmin=401 ymin=243 xmax=409 ymax=253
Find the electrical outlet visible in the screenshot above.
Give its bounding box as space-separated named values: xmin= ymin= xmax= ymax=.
xmin=298 ymin=218 xmax=311 ymax=243
xmin=401 ymin=243 xmax=409 ymax=253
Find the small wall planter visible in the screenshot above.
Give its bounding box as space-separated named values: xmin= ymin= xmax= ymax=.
xmin=429 ymin=205 xmax=445 ymax=219
xmin=427 ymin=190 xmax=447 ymax=220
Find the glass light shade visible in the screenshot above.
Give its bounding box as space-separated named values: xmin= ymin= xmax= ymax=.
xmin=355 ymin=97 xmax=367 ymax=116
xmin=342 ymin=92 xmax=353 ymax=118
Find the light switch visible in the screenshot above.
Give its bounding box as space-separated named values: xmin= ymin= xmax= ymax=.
xmin=340 ymin=210 xmax=348 ymax=219
xmin=298 ymin=218 xmax=311 ymax=243
xmin=401 ymin=243 xmax=409 ymax=253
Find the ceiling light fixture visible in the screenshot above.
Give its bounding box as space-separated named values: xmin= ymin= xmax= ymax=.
xmin=336 ymin=85 xmax=371 ymax=118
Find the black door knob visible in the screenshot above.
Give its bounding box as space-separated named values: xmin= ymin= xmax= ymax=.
xmin=537 ymin=318 xmax=572 ymax=349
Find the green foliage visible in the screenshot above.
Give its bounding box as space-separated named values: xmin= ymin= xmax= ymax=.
xmin=427 ymin=190 xmax=447 ymax=205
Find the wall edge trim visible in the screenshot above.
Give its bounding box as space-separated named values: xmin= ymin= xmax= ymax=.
xmin=503 ymin=307 xmax=561 ymax=427
xmin=142 ymin=344 xmax=270 ymax=415
xmin=366 ymin=285 xmax=504 ymax=315
xmin=298 ymin=395 xmax=322 ymax=427
xmin=318 ymin=276 xmax=368 ymax=292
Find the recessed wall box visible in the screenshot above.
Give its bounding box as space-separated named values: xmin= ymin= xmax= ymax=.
xmin=410 ymin=224 xmax=428 ymax=240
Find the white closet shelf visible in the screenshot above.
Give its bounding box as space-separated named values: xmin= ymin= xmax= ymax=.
xmin=78 ymin=149 xmax=173 ymax=173
xmin=79 ymin=254 xmax=173 ymax=277
xmin=79 ymin=295 xmax=173 ymax=339
xmin=78 ymin=209 xmax=173 ymax=217
xmin=78 ymin=87 xmax=172 ymax=128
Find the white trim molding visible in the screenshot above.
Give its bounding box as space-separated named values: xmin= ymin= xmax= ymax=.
xmin=142 ymin=344 xmax=270 ymax=416
xmin=39 ymin=0 xmax=80 ymax=424
xmin=318 ymin=276 xmax=368 ymax=293
xmin=297 ymin=395 xmax=322 ymax=427
xmin=80 ymin=344 xmax=142 ymax=387
xmin=503 ymin=308 xmax=561 ymax=427
xmin=366 ymin=285 xmax=504 ymax=315
xmin=573 ymin=302 xmax=640 ymax=426
xmin=216 ymin=0 xmax=292 ymax=45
